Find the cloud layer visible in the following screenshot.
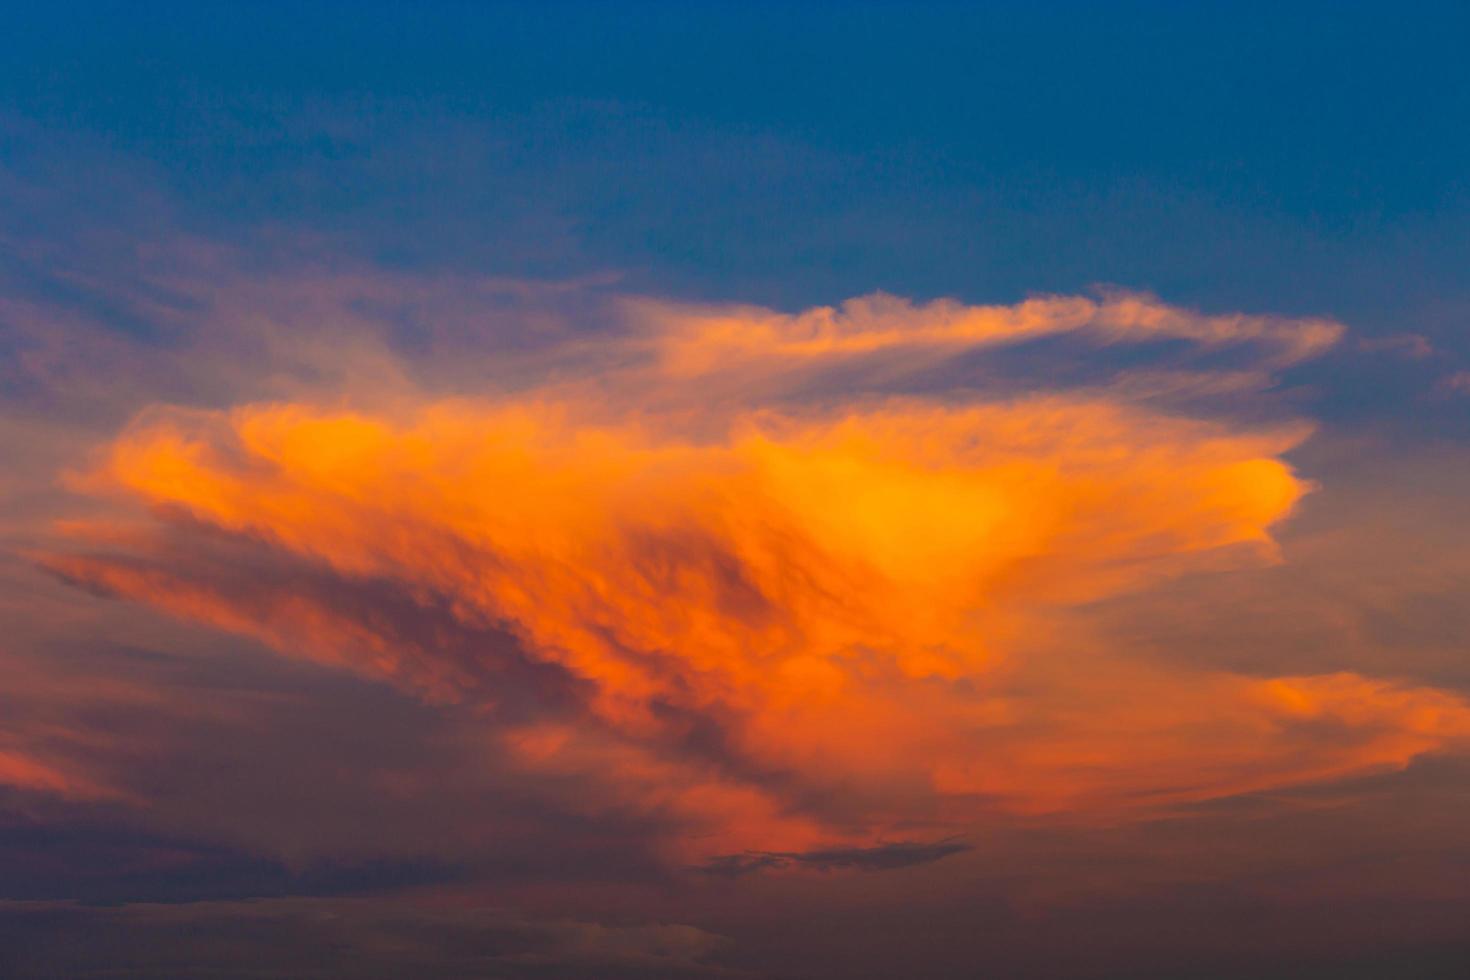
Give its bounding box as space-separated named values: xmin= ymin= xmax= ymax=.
xmin=36 ymin=286 xmax=1470 ymax=861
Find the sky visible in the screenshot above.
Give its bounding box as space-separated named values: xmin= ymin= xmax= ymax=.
xmin=2 ymin=2 xmax=1470 ymax=977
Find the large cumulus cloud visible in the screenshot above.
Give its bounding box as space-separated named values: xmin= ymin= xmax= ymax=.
xmin=34 ymin=282 xmax=1470 ymax=862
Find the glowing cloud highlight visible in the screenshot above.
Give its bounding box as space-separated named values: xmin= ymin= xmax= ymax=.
xmin=42 ymin=290 xmax=1470 ymax=858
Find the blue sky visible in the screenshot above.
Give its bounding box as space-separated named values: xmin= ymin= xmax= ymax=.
xmin=9 ymin=1 xmax=1469 ymax=448
xmin=6 ymin=2 xmax=1468 ymax=312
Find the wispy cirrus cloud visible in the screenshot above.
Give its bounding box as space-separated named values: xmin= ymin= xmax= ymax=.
xmin=632 ymin=288 xmax=1344 ymax=377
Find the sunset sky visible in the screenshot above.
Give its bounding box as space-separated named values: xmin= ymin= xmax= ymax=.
xmin=4 ymin=4 xmax=1470 ymax=978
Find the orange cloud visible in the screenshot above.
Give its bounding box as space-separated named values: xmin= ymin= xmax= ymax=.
xmin=0 ymin=750 xmax=71 ymax=794
xmin=632 ymin=288 xmax=1344 ymax=377
xmin=43 ymin=291 xmax=1470 ymax=859
xmin=0 ymin=746 xmax=105 ymax=800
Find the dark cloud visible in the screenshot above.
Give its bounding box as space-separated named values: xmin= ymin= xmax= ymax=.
xmin=0 ymin=614 xmax=678 ymax=895
xmin=0 ymin=898 xmax=732 ymax=980
xmin=41 ymin=518 xmax=592 ymax=716
xmin=0 ymin=804 xmax=461 ymax=904
xmin=698 ymin=839 xmax=971 ymax=878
